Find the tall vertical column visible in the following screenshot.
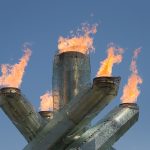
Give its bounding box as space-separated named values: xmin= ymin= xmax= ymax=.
xmin=52 ymin=51 xmax=91 ymax=110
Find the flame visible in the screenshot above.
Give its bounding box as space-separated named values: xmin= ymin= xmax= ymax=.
xmin=96 ymin=45 xmax=124 ymax=77
xmin=121 ymin=48 xmax=143 ymax=103
xmin=40 ymin=91 xmax=54 ymax=111
xmin=58 ymin=23 xmax=97 ymax=54
xmin=0 ymin=49 xmax=31 ymax=88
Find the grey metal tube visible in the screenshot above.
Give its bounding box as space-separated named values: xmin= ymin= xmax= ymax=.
xmin=0 ymin=87 xmax=46 ymax=142
xmin=52 ymin=52 xmax=91 ymax=110
xmin=66 ymin=103 xmax=139 ymax=150
xmin=39 ymin=111 xmax=53 ymax=120
xmin=24 ymin=77 xmax=120 ymax=150
xmin=51 ymin=77 xmax=121 ymax=150
xmin=52 ymin=53 xmax=61 ymax=112
xmin=66 ymin=77 xmax=120 ymax=124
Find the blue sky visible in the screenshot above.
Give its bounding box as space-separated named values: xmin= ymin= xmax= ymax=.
xmin=0 ymin=0 xmax=149 ymax=149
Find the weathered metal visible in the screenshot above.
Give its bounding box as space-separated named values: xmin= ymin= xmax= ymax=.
xmin=24 ymin=77 xmax=120 ymax=150
xmin=0 ymin=87 xmax=46 ymax=142
xmin=66 ymin=103 xmax=139 ymax=150
xmin=52 ymin=52 xmax=91 ymax=110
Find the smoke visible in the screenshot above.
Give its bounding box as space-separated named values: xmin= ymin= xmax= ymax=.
xmin=121 ymin=48 xmax=143 ymax=103
xmin=96 ymin=44 xmax=124 ymax=77
xmin=0 ymin=49 xmax=32 ymax=88
xmin=58 ymin=23 xmax=98 ymax=54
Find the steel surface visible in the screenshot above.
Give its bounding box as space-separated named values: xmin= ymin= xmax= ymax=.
xmin=66 ymin=103 xmax=139 ymax=150
xmin=0 ymin=87 xmax=46 ymax=142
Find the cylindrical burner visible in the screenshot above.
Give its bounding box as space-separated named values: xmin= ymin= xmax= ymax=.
xmin=0 ymin=87 xmax=46 ymax=142
xmin=52 ymin=51 xmax=91 ymax=110
xmin=39 ymin=111 xmax=53 ymax=120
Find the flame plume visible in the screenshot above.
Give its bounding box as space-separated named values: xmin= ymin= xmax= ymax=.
xmin=121 ymin=48 xmax=143 ymax=103
xmin=58 ymin=23 xmax=97 ymax=54
xmin=96 ymin=45 xmax=124 ymax=77
xmin=40 ymin=91 xmax=54 ymax=111
xmin=0 ymin=49 xmax=31 ymax=88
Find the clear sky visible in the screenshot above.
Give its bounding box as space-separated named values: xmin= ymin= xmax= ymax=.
xmin=0 ymin=0 xmax=149 ymax=149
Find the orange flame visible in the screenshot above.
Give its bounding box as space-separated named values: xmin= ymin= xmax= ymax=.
xmin=0 ymin=49 xmax=31 ymax=88
xmin=58 ymin=23 xmax=97 ymax=54
xmin=96 ymin=45 xmax=124 ymax=77
xmin=121 ymin=48 xmax=143 ymax=103
xmin=40 ymin=91 xmax=54 ymax=111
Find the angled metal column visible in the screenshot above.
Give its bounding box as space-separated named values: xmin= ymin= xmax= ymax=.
xmin=24 ymin=77 xmax=120 ymax=150
xmin=0 ymin=87 xmax=46 ymax=142
xmin=66 ymin=103 xmax=139 ymax=150
xmin=52 ymin=77 xmax=121 ymax=150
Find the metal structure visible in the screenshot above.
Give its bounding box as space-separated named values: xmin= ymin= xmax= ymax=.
xmin=39 ymin=111 xmax=53 ymax=120
xmin=66 ymin=103 xmax=139 ymax=150
xmin=0 ymin=87 xmax=46 ymax=142
xmin=52 ymin=52 xmax=91 ymax=110
xmin=23 ymin=76 xmax=120 ymax=150
xmin=52 ymin=77 xmax=120 ymax=150
xmin=0 ymin=51 xmax=140 ymax=150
